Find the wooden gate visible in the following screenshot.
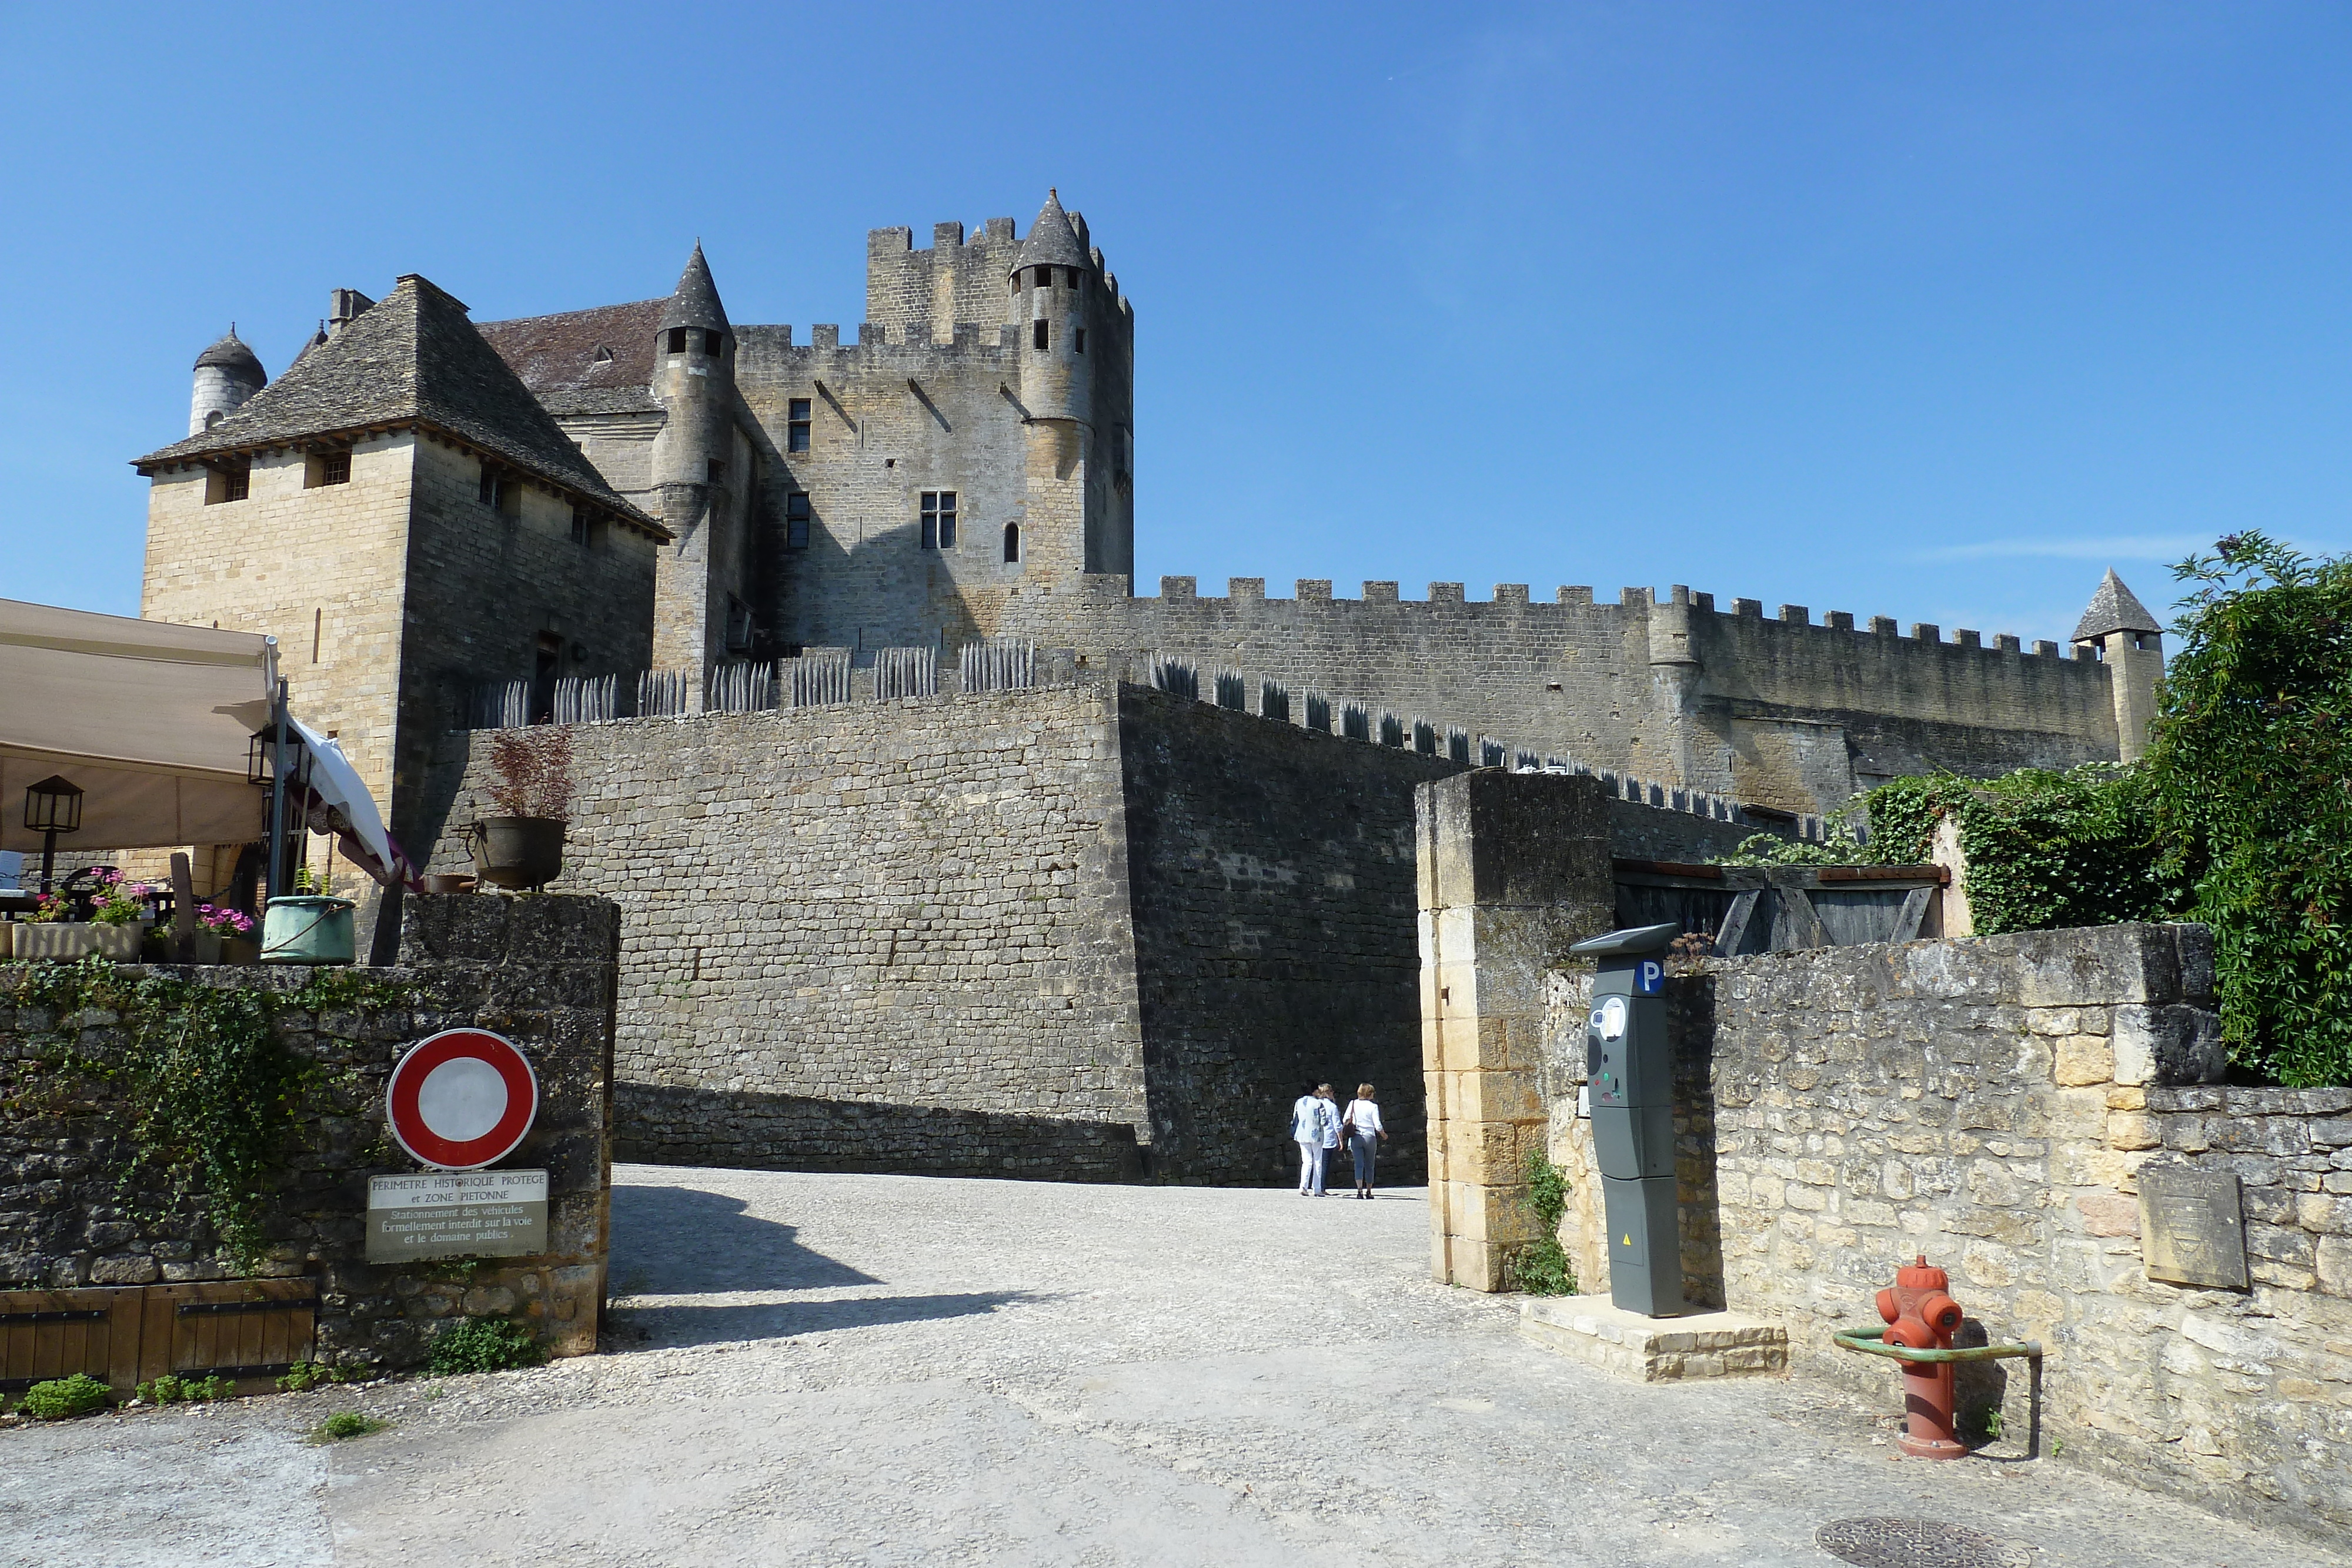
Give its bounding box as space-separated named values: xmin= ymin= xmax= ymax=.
xmin=0 ymin=1279 xmax=316 ymax=1392
xmin=1613 ymin=858 xmax=1947 ymax=954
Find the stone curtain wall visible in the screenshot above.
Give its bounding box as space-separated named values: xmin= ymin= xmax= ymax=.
xmin=1419 ymin=771 xmax=1618 ymax=1290
xmin=994 ymin=578 xmax=2127 ymax=815
xmin=1117 ymin=686 xmax=1460 ymax=1184
xmin=1537 ymin=924 xmax=2351 ymax=1538
xmin=0 ymin=895 xmax=619 ymax=1370
xmin=429 ymin=683 xmax=1156 ymax=1179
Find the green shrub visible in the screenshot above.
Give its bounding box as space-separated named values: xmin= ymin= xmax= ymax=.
xmin=1506 ymin=1147 xmax=1578 ymax=1296
xmin=17 ymin=1373 xmax=112 ymax=1420
xmin=427 ymin=1315 xmax=545 ymax=1376
xmin=1712 ymin=829 xmax=1873 ymax=867
xmin=313 ymin=1410 xmax=386 ymax=1442
xmin=136 ymin=1373 xmax=231 ymax=1405
xmin=276 ymin=1360 xmax=362 ymax=1393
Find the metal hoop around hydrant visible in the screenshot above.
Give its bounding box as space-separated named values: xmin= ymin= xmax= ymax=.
xmin=1832 ymin=1255 xmax=2043 ymax=1459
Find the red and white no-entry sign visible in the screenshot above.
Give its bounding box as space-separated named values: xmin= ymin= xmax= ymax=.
xmin=385 ymin=1029 xmax=539 ymax=1171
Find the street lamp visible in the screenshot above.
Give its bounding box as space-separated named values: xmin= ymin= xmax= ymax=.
xmin=247 ymin=718 xmax=310 ymax=791
xmin=248 ymin=680 xmax=307 ymax=899
xmin=23 ymin=774 xmax=83 ymax=896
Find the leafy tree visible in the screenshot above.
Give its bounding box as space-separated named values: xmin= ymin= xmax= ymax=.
xmin=2146 ymin=531 xmax=2352 ymax=1086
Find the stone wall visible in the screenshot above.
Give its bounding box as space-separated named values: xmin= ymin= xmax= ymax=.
xmin=0 ymin=895 xmax=619 ymax=1370
xmin=1118 ymin=686 xmax=1456 ymax=1183
xmin=427 ymin=682 xmax=1155 ymax=1178
xmin=1536 ymin=924 xmax=2351 ymax=1539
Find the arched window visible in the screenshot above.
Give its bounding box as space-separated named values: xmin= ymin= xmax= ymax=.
xmin=1003 ymin=523 xmax=1021 ymax=564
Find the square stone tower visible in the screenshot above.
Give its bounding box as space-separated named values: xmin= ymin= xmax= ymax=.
xmin=135 ymin=275 xmax=669 ymax=862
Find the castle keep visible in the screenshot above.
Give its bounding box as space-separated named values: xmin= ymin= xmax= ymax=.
xmin=127 ymin=189 xmax=2170 ymax=1179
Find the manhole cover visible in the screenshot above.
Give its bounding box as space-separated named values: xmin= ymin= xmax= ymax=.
xmin=1815 ymin=1517 xmax=2032 ymax=1568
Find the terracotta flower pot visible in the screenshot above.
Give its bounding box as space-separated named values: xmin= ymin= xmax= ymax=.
xmin=469 ymin=815 xmax=566 ymax=890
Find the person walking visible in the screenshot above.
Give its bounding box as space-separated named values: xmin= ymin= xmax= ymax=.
xmin=1343 ymin=1084 xmax=1387 ymax=1198
xmin=1290 ymin=1082 xmax=1327 ymax=1196
xmin=1315 ymin=1083 xmax=1342 ymax=1195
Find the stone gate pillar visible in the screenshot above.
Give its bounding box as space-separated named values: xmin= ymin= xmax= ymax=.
xmin=1416 ymin=770 xmax=1615 ymax=1290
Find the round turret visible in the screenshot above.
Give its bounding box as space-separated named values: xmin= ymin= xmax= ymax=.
xmin=1012 ymin=190 xmax=1091 ymax=422
xmin=650 ymin=243 xmax=739 ymax=536
xmin=189 ymin=327 xmax=266 ymax=434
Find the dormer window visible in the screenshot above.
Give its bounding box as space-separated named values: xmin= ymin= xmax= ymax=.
xmin=593 ymin=345 xmax=614 ymax=363
xmin=204 ymin=463 xmax=250 ymax=504
xmin=479 ymin=464 xmax=520 ymax=516
xmin=667 ymin=327 xmax=688 ymax=355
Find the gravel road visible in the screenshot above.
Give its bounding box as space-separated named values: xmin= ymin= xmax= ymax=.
xmin=0 ymin=1165 xmax=2338 ymax=1567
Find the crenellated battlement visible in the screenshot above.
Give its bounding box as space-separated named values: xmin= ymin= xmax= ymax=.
xmin=1135 ymin=575 xmax=2090 ymax=663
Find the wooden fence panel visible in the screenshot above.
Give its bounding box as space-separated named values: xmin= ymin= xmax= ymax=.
xmin=0 ymin=1288 xmax=146 ymax=1392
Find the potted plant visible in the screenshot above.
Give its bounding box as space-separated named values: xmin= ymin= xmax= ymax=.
xmin=17 ymin=872 xmax=146 ymax=961
xmin=195 ymin=902 xmax=259 ymax=965
xmin=468 ymin=726 xmax=573 ymax=890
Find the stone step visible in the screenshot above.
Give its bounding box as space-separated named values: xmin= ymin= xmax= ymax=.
xmin=1519 ymin=1295 xmax=1789 ymax=1382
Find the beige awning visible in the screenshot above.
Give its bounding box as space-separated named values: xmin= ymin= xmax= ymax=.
xmin=0 ymin=597 xmax=277 ymax=852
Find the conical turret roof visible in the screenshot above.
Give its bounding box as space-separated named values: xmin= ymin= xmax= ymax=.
xmin=1014 ymin=189 xmax=1088 ymax=273
xmin=135 ymin=275 xmax=664 ymax=537
xmin=657 ymin=243 xmax=729 ymax=333
xmin=193 ymin=327 xmax=265 ymax=385
xmin=288 ymin=322 xmax=329 ymax=369
xmin=2073 ymin=569 xmax=2162 ymax=641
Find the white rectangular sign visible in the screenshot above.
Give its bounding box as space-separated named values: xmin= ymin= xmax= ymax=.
xmin=366 ymin=1169 xmax=549 ymax=1263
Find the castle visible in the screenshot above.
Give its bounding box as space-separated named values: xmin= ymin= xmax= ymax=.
xmin=126 ymin=192 xmax=2171 ymax=1179
xmin=136 ymin=189 xmax=2163 ymax=861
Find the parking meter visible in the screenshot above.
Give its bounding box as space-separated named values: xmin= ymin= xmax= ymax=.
xmin=1568 ymin=921 xmax=1684 ymax=1316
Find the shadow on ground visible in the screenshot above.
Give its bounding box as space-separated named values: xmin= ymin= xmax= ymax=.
xmin=617 ymin=1290 xmax=1041 ymax=1348
xmin=610 ymin=1184 xmax=880 ymax=1292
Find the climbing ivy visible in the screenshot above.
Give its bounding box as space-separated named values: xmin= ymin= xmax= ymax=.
xmin=1862 ymin=766 xmax=2181 ymax=937
xmin=4 ymin=957 xmax=417 ymax=1271
xmin=1505 ymin=1147 xmax=1578 ymax=1296
xmin=2143 ymin=532 xmax=2352 ymax=1088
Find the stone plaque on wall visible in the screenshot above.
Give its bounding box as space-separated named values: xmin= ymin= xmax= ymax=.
xmin=367 ymin=1170 xmax=549 ymax=1265
xmin=2139 ymin=1167 xmax=2249 ymax=1290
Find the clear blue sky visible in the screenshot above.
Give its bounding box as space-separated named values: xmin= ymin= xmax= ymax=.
xmin=5 ymin=2 xmax=2348 ymax=646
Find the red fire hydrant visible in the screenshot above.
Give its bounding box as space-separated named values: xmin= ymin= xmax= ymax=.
xmin=1876 ymin=1254 xmax=1966 ymax=1459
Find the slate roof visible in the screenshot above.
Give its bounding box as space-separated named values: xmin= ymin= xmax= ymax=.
xmin=477 ymin=298 xmax=666 ymax=417
xmin=2073 ymin=569 xmax=2162 ymax=641
xmin=135 ymin=275 xmax=666 ymax=538
xmin=1014 ymin=189 xmax=1088 ymax=273
xmin=658 ymin=244 xmax=729 ymax=333
xmin=193 ymin=329 xmax=265 ymax=382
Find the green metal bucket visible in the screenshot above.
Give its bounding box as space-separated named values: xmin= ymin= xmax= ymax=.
xmin=260 ymin=895 xmax=357 ymax=965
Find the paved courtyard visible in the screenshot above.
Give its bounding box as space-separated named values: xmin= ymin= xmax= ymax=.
xmin=1 ymin=1166 xmax=2341 ymax=1567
